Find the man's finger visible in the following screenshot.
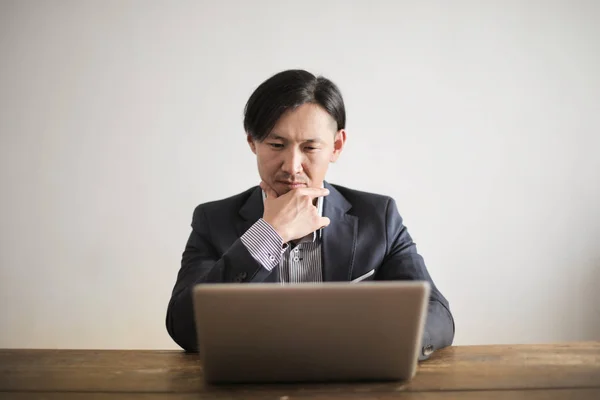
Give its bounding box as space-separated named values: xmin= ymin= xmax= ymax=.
xmin=260 ymin=181 xmax=279 ymax=199
xmin=296 ymin=187 xmax=330 ymax=198
xmin=318 ymin=216 xmax=331 ymax=229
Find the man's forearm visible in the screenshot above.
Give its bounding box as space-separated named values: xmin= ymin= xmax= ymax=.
xmin=166 ymin=231 xmax=276 ymax=352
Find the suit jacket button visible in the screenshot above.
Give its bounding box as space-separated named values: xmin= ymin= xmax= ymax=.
xmin=235 ymin=272 xmax=247 ymax=282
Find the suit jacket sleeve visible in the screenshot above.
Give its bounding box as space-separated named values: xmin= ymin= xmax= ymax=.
xmin=165 ymin=206 xmax=275 ymax=352
xmin=377 ymin=198 xmax=455 ymax=360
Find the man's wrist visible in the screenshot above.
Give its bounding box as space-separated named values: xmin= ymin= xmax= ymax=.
xmin=240 ymin=219 xmax=287 ymax=271
xmin=263 ymin=218 xmax=287 ymax=243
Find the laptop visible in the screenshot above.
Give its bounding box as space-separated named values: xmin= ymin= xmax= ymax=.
xmin=192 ymin=281 xmax=430 ymax=383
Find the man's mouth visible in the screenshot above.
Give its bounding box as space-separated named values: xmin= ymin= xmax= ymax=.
xmin=277 ymin=181 xmax=307 ymax=188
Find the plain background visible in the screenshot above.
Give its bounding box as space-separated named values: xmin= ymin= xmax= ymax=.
xmin=1 ymin=0 xmax=599 ymax=349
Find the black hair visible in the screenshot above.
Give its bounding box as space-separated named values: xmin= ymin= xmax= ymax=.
xmin=243 ymin=69 xmax=346 ymax=142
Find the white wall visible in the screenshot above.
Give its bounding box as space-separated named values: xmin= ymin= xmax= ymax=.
xmin=1 ymin=0 xmax=599 ymax=349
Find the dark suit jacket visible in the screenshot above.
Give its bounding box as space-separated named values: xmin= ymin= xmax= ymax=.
xmin=166 ymin=182 xmax=455 ymax=360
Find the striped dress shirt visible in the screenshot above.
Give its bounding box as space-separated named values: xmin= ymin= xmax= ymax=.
xmin=239 ymin=193 xmax=324 ymax=283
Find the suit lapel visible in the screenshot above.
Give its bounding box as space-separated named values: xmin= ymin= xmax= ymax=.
xmin=322 ymin=182 xmax=358 ymax=282
xmin=237 ymin=187 xmax=279 ymax=283
xmin=237 ymin=186 xmax=264 ymax=236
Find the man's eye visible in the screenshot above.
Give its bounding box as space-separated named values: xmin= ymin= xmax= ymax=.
xmin=269 ymin=143 xmax=284 ymax=149
xmin=305 ymin=147 xmax=319 ymax=151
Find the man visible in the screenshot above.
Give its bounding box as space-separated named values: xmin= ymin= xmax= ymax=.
xmin=166 ymin=69 xmax=454 ymax=360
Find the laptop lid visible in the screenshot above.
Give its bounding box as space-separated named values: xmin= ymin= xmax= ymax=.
xmin=193 ymin=281 xmax=430 ymax=383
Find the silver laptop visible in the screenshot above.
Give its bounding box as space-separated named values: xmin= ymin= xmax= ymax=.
xmin=192 ymin=281 xmax=430 ymax=383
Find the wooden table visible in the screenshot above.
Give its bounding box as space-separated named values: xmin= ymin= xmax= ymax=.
xmin=0 ymin=343 xmax=599 ymax=399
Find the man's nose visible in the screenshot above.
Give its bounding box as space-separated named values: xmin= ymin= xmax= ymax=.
xmin=281 ymin=148 xmax=304 ymax=175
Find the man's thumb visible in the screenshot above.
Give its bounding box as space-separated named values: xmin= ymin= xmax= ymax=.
xmin=260 ymin=181 xmax=278 ymax=199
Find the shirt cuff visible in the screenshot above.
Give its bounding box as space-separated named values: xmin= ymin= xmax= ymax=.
xmin=240 ymin=218 xmax=287 ymax=271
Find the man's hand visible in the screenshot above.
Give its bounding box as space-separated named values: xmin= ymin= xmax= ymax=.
xmin=260 ymin=181 xmax=330 ymax=243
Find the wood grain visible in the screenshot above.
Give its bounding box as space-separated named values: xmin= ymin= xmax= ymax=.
xmin=0 ymin=342 xmax=598 ymax=398
xmin=1 ymin=389 xmax=599 ymax=400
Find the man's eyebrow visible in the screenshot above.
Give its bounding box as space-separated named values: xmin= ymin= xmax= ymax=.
xmin=266 ymin=134 xmax=325 ymax=144
xmin=266 ymin=133 xmax=287 ymax=141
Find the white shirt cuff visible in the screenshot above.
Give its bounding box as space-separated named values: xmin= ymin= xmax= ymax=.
xmin=240 ymin=219 xmax=287 ymax=271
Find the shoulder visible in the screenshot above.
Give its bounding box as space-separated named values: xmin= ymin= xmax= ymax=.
xmin=329 ymin=183 xmax=395 ymax=213
xmin=191 ymin=186 xmax=257 ymax=220
xmin=329 ymin=184 xmax=411 ymax=244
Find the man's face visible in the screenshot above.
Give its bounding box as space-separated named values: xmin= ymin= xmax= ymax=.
xmin=247 ymin=103 xmax=346 ymax=196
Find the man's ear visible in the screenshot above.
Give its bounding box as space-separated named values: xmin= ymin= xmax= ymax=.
xmin=247 ymin=134 xmax=257 ymax=154
xmin=330 ymin=129 xmax=347 ymax=163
